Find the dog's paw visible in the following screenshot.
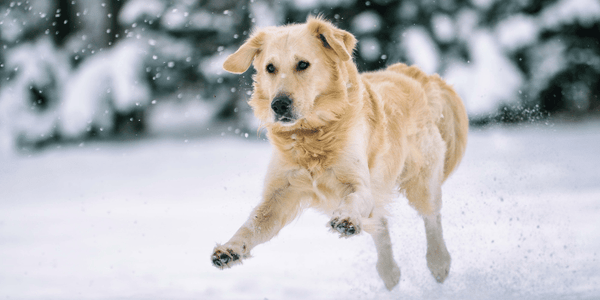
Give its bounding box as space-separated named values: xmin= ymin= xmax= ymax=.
xmin=426 ymin=246 xmax=451 ymax=283
xmin=377 ymin=259 xmax=401 ymax=291
xmin=211 ymin=245 xmax=244 ymax=269
xmin=329 ymin=216 xmax=361 ymax=238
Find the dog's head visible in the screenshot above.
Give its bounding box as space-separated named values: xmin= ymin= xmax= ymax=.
xmin=223 ymin=16 xmax=356 ymax=130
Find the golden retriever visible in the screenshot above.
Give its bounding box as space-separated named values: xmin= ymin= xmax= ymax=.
xmin=211 ymin=16 xmax=468 ymax=290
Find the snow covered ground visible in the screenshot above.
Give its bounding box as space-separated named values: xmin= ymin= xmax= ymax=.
xmin=1 ymin=120 xmax=599 ymax=300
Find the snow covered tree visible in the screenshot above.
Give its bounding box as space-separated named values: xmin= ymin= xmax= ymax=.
xmin=0 ymin=0 xmax=67 ymax=150
xmin=508 ymin=0 xmax=600 ymax=118
xmin=1 ymin=0 xmax=599 ymax=153
xmin=0 ymin=0 xmax=255 ymax=150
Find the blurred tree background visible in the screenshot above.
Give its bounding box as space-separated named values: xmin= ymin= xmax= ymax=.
xmin=0 ymin=0 xmax=599 ymax=151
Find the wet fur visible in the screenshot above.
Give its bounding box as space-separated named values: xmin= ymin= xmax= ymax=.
xmin=212 ymin=16 xmax=468 ymax=290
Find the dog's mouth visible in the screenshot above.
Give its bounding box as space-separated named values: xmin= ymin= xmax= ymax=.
xmin=275 ymin=114 xmax=299 ymax=126
xmin=277 ymin=115 xmax=294 ymax=123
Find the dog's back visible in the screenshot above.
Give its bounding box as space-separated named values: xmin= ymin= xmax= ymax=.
xmin=366 ymin=63 xmax=468 ymax=182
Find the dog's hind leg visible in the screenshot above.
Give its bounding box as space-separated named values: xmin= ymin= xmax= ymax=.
xmin=407 ymin=183 xmax=451 ymax=283
xmin=406 ymin=182 xmax=451 ymax=283
xmin=404 ymin=132 xmax=451 ymax=283
xmin=406 ymin=182 xmax=452 ymax=283
xmin=367 ymin=218 xmax=401 ymax=290
xmin=423 ymin=211 xmax=451 ymax=283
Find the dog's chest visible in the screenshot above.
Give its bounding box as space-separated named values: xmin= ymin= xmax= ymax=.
xmin=311 ymin=177 xmax=329 ymax=202
xmin=279 ymin=131 xmax=343 ymax=174
xmin=289 ymin=167 xmax=348 ymax=205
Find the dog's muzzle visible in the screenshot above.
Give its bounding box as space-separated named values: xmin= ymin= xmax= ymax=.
xmin=271 ymin=94 xmax=295 ymax=123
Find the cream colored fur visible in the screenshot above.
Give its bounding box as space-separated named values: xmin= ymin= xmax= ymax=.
xmin=212 ymin=16 xmax=468 ymax=291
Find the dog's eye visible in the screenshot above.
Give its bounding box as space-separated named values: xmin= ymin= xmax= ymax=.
xmin=266 ymin=64 xmax=276 ymax=74
xmin=296 ymin=61 xmax=310 ymax=71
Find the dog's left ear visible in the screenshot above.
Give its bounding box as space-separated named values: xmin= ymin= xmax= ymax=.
xmin=223 ymin=31 xmax=267 ymax=74
xmin=307 ymin=16 xmax=357 ymax=61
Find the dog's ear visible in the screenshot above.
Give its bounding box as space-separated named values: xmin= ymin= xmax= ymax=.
xmin=223 ymin=31 xmax=266 ymax=74
xmin=307 ymin=16 xmax=356 ymax=61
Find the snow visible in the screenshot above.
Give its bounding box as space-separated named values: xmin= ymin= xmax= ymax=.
xmin=199 ymin=49 xmax=236 ymax=80
xmin=0 ymin=8 xmax=26 ymax=42
xmin=540 ymin=0 xmax=600 ymax=29
xmin=250 ymin=0 xmax=282 ymax=29
xmin=525 ymin=38 xmax=568 ymax=101
xmin=145 ymin=94 xmax=216 ymax=137
xmin=351 ymin=11 xmax=382 ymax=35
xmin=397 ymin=1 xmax=419 ymax=20
xmin=0 ymin=0 xmax=53 ymax=43
xmin=402 ymin=27 xmax=440 ymax=74
xmin=357 ymin=37 xmax=381 ymax=62
xmin=59 ymin=38 xmax=151 ymax=139
xmin=161 ymin=6 xmax=190 ymax=31
xmin=293 ymin=0 xmax=322 ymax=10
xmin=109 ymin=40 xmax=152 ymax=112
xmin=1 ymin=120 xmax=599 ymax=299
xmin=0 ymin=37 xmax=69 ymax=145
xmin=431 ymin=13 xmax=456 ymax=43
xmin=470 ymin=0 xmax=497 ymax=10
xmin=495 ymin=14 xmax=539 ymax=51
xmin=188 ymin=9 xmax=213 ymax=30
xmin=118 ymin=0 xmax=165 ymax=26
xmin=444 ymin=30 xmax=523 ymax=117
xmin=454 ymin=9 xmax=479 ymax=42
xmin=494 ymin=0 xmax=600 ymax=52
xmin=293 ymin=0 xmax=355 ymax=10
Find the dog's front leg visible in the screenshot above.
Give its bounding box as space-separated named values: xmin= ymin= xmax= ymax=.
xmin=329 ymin=182 xmax=374 ymax=238
xmin=211 ymin=179 xmax=301 ymax=269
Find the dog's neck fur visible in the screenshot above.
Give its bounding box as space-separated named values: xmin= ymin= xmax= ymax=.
xmin=268 ymin=60 xmax=363 ymax=175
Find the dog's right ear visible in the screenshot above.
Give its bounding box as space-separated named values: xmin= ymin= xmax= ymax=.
xmin=223 ymin=31 xmax=266 ymax=74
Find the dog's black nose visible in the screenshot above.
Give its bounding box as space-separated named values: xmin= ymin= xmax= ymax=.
xmin=271 ymin=95 xmax=293 ymax=117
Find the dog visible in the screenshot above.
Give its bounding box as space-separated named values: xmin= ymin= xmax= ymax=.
xmin=211 ymin=16 xmax=468 ymax=290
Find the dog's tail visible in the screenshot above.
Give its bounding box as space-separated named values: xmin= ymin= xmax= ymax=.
xmin=387 ymin=63 xmax=469 ymax=181
xmin=433 ymin=76 xmax=468 ymax=181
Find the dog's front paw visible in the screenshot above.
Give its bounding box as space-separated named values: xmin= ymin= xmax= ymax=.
xmin=211 ymin=244 xmax=244 ymax=269
xmin=329 ymin=216 xmax=361 ymax=238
